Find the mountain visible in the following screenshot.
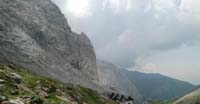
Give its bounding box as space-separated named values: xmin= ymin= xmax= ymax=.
xmin=0 ymin=1 xmax=146 ymax=103
xmin=97 ymin=60 xmax=146 ymax=104
xmin=173 ymin=87 xmax=200 ymax=104
xmin=0 ymin=0 xmax=99 ymax=90
xmin=125 ymin=71 xmax=195 ymax=100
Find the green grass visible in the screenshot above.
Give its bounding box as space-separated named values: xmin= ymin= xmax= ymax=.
xmin=76 ymin=86 xmax=102 ymax=104
xmin=194 ymin=94 xmax=200 ymax=104
xmin=44 ymin=94 xmax=68 ymax=104
xmin=0 ymin=64 xmax=115 ymax=104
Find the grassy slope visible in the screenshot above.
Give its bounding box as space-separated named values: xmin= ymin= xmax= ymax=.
xmin=0 ymin=64 xmax=115 ymax=104
xmin=149 ymin=93 xmax=200 ymax=104
xmin=173 ymin=88 xmax=200 ymax=104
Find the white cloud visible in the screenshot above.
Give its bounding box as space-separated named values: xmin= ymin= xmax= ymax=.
xmin=51 ymin=0 xmax=200 ymax=84
xmin=128 ymin=57 xmax=159 ymax=73
xmin=51 ymin=0 xmax=93 ymax=18
xmin=102 ymin=0 xmax=135 ymax=13
xmin=178 ymin=0 xmax=200 ymax=22
xmin=139 ymin=44 xmax=200 ymax=84
xmin=66 ymin=0 xmax=93 ymax=17
xmin=152 ymin=0 xmax=177 ymax=12
xmin=180 ymin=0 xmax=200 ymax=13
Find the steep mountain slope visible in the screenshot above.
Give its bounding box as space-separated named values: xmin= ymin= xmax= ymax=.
xmin=125 ymin=71 xmax=195 ymax=100
xmin=0 ymin=0 xmax=99 ymax=89
xmin=0 ymin=64 xmax=115 ymax=104
xmin=97 ymin=60 xmax=146 ymax=104
xmin=173 ymin=87 xmax=200 ymax=104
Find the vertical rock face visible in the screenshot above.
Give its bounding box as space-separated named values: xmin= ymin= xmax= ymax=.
xmin=0 ymin=0 xmax=98 ymax=88
xmin=97 ymin=60 xmax=146 ymax=104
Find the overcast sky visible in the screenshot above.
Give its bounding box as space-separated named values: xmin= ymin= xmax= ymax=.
xmin=51 ymin=0 xmax=200 ymax=85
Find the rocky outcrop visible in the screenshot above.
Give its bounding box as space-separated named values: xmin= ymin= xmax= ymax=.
xmin=0 ymin=0 xmax=98 ymax=89
xmin=97 ymin=60 xmax=146 ymax=104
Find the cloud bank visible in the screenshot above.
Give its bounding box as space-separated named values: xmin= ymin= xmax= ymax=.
xmin=51 ymin=0 xmax=200 ymax=84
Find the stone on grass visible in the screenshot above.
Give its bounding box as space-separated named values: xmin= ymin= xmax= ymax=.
xmin=9 ymin=99 xmax=24 ymax=104
xmin=9 ymin=73 xmax=23 ymax=84
xmin=0 ymin=96 xmax=6 ymax=102
xmin=0 ymin=79 xmax=5 ymax=84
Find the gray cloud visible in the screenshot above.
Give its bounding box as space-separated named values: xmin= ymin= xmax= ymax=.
xmin=51 ymin=0 xmax=200 ymax=69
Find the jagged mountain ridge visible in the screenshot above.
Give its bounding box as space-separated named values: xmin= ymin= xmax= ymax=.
xmin=97 ymin=60 xmax=146 ymax=104
xmin=0 ymin=0 xmax=99 ymax=89
xmin=125 ymin=71 xmax=195 ymax=100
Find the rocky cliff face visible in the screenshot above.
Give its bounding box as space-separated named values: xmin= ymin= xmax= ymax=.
xmin=0 ymin=0 xmax=98 ymax=89
xmin=97 ymin=60 xmax=146 ymax=104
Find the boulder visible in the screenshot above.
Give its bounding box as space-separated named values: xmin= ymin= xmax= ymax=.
xmin=9 ymin=90 xmax=19 ymax=95
xmin=9 ymin=73 xmax=23 ymax=84
xmin=1 ymin=101 xmax=10 ymax=104
xmin=38 ymin=90 xmax=49 ymax=98
xmin=0 ymin=96 xmax=6 ymax=102
xmin=9 ymin=99 xmax=24 ymax=104
xmin=0 ymin=79 xmax=5 ymax=84
xmin=0 ymin=84 xmax=4 ymax=89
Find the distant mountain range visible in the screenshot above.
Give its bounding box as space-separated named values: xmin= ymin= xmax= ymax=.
xmin=97 ymin=60 xmax=146 ymax=104
xmin=97 ymin=60 xmax=195 ymax=102
xmin=125 ymin=71 xmax=195 ymax=100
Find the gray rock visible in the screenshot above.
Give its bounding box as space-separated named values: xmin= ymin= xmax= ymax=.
xmin=9 ymin=99 xmax=24 ymax=104
xmin=1 ymin=101 xmax=10 ymax=104
xmin=9 ymin=90 xmax=19 ymax=95
xmin=0 ymin=79 xmax=5 ymax=84
xmin=0 ymin=84 xmax=4 ymax=88
xmin=9 ymin=73 xmax=23 ymax=84
xmin=0 ymin=96 xmax=6 ymax=102
xmin=0 ymin=0 xmax=98 ymax=89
